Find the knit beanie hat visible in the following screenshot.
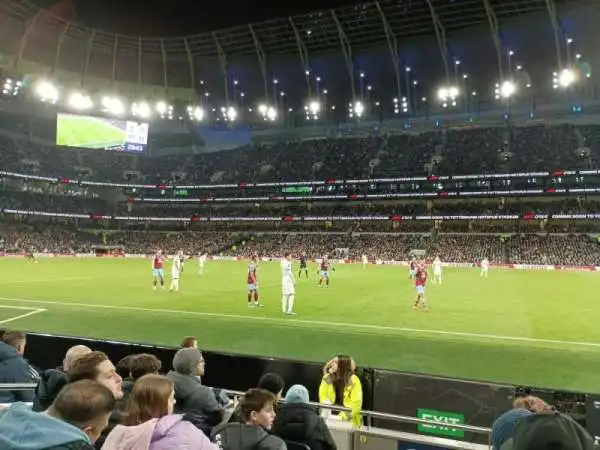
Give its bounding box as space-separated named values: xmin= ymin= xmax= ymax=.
xmin=172 ymin=348 xmax=203 ymax=376
xmin=284 ymin=384 xmax=310 ymax=404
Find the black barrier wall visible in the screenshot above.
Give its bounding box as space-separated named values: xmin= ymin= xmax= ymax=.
xmin=22 ymin=332 xmax=590 ymax=442
xmin=24 ymin=332 xmax=374 ymax=408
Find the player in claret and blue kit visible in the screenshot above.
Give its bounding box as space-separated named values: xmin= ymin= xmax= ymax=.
xmin=318 ymin=255 xmax=334 ymax=287
xmin=247 ymin=254 xmax=262 ymax=308
xmin=152 ymin=250 xmax=165 ymax=290
xmin=413 ymin=264 xmax=430 ymax=312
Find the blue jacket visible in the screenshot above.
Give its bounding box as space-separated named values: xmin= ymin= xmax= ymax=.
xmin=0 ymin=341 xmax=35 ymax=403
xmin=0 ymin=402 xmax=94 ymax=449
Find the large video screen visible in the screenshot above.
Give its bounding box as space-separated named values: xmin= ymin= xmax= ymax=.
xmin=56 ymin=113 xmax=149 ymax=153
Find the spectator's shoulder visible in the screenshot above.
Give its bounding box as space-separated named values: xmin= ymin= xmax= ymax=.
xmin=263 ymin=434 xmax=286 ymax=450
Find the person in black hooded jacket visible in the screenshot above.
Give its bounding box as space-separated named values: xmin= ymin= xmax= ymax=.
xmin=272 ymin=385 xmax=336 ymax=450
xmin=33 ymin=345 xmax=91 ymax=411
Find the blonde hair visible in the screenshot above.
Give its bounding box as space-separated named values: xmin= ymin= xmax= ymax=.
xmin=123 ymin=374 xmax=173 ymax=426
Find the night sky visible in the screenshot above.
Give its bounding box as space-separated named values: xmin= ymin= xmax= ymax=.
xmin=34 ymin=0 xmax=361 ymax=35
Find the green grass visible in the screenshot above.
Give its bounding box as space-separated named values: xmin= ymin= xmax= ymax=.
xmin=56 ymin=115 xmax=126 ymax=149
xmin=0 ymin=258 xmax=599 ymax=393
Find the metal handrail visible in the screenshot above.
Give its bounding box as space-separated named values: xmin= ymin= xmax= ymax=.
xmin=0 ymin=384 xmax=491 ymax=435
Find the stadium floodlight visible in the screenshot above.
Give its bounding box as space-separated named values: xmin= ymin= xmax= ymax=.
xmin=101 ymin=96 xmax=125 ymax=115
xmin=132 ymin=101 xmax=151 ymax=119
xmin=308 ymin=100 xmax=320 ymax=114
xmin=226 ymin=106 xmax=237 ymax=122
xmin=554 ymin=68 xmax=576 ymax=88
xmin=258 ymin=104 xmax=268 ymax=115
xmin=437 ymin=85 xmax=459 ymax=105
xmin=495 ymin=80 xmax=517 ymax=99
xmin=187 ymin=106 xmax=204 ymax=121
xmin=35 ymin=80 xmax=59 ymax=103
xmin=354 ymin=101 xmax=364 ymax=117
xmin=266 ymin=106 xmax=277 ymax=121
xmin=2 ymin=78 xmax=21 ymax=96
xmin=68 ymin=92 xmax=93 ymax=110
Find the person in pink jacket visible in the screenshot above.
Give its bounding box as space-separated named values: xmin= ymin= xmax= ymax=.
xmin=102 ymin=374 xmax=217 ymax=450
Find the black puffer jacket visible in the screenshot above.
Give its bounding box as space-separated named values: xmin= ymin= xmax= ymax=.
xmin=33 ymin=367 xmax=68 ymax=412
xmin=272 ymin=403 xmax=336 ymax=450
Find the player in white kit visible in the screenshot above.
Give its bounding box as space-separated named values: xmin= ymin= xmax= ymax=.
xmin=480 ymin=257 xmax=489 ymax=278
xmin=198 ymin=252 xmax=207 ymax=275
xmin=169 ymin=250 xmax=184 ymax=292
xmin=281 ymin=252 xmax=296 ymax=315
xmin=362 ymin=254 xmax=368 ymax=269
xmin=432 ymin=256 xmax=443 ymax=284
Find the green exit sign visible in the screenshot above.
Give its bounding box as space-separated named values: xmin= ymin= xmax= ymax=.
xmin=417 ymin=408 xmax=465 ymax=438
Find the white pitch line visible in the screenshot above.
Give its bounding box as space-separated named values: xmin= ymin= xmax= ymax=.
xmin=0 ymin=296 xmax=599 ymax=349
xmin=0 ymin=308 xmax=46 ymax=325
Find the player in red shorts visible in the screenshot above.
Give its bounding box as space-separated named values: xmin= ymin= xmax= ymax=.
xmin=247 ymin=254 xmax=262 ymax=308
xmin=413 ymin=264 xmax=429 ymax=312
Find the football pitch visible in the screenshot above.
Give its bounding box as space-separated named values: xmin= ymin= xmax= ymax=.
xmin=56 ymin=115 xmax=126 ymax=149
xmin=0 ymin=258 xmax=599 ymax=393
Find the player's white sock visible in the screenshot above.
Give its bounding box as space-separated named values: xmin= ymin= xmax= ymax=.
xmin=174 ymin=280 xmax=179 ymax=291
xmin=281 ymin=295 xmax=287 ymax=312
xmin=287 ymin=295 xmax=295 ymax=313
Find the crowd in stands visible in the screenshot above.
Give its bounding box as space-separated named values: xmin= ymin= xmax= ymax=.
xmin=1 ymin=228 xmax=599 ymax=265
xmin=1 ymin=117 xmax=600 ymax=184
xmin=0 ymin=331 xmax=358 ymax=450
xmin=0 ymin=330 xmax=596 ymax=450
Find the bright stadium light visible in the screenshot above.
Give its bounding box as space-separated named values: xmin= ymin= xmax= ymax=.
xmin=354 ymin=101 xmax=364 ymax=117
xmin=495 ymin=80 xmax=517 ymax=99
xmin=437 ymin=85 xmax=459 ymax=107
xmin=304 ymin=100 xmax=321 ymax=120
xmin=309 ymin=100 xmax=320 ymax=114
xmin=156 ymin=101 xmax=173 ymax=118
xmin=349 ymin=101 xmax=364 ymax=118
xmin=132 ymin=101 xmax=151 ymax=118
xmin=68 ymin=92 xmax=93 ymax=110
xmin=224 ymin=106 xmax=237 ymax=122
xmin=35 ymin=80 xmax=59 ymax=103
xmin=554 ymin=68 xmax=576 ymax=88
xmin=2 ymin=78 xmax=21 ymax=96
xmin=187 ymin=106 xmax=204 ymax=121
xmin=266 ymin=107 xmax=277 ymax=121
xmin=101 ymin=96 xmax=125 ymax=115
xmin=257 ymin=104 xmax=277 ymax=121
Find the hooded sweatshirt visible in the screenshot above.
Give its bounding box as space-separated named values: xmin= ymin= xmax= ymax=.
xmin=101 ymin=414 xmax=218 ymax=450
xmin=0 ymin=402 xmax=93 ymax=450
xmin=0 ymin=341 xmax=36 ymax=403
xmin=211 ymin=423 xmax=286 ymax=450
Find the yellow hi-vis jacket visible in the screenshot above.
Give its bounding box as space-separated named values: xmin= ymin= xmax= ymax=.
xmin=318 ymin=373 xmax=363 ymax=427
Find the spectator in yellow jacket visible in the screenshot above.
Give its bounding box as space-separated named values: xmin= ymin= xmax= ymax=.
xmin=318 ymin=355 xmax=362 ymax=427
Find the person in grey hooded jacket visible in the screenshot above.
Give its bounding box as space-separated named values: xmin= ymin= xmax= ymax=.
xmin=211 ymin=388 xmax=286 ymax=450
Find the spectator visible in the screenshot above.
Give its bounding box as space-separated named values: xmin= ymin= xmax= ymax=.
xmin=68 ymin=351 xmax=124 ymax=448
xmin=0 ymin=333 xmax=37 ymax=403
xmin=33 ymin=344 xmax=92 ymax=412
xmin=102 ymin=374 xmax=217 ymax=450
xmin=272 ymin=385 xmax=336 ymax=450
xmin=492 ymin=396 xmax=553 ymax=450
xmin=211 ymin=388 xmax=286 ymax=450
xmin=115 ymin=353 xmax=163 ymax=417
xmin=182 ymin=337 xmax=198 ymax=348
xmin=500 ymin=412 xmax=594 ymax=450
xmin=0 ymin=380 xmax=115 ymax=450
xmin=2 ymin=330 xmax=27 ymax=355
xmin=258 ymin=373 xmax=285 ymax=402
xmin=319 ymin=356 xmax=362 ymax=427
xmin=116 ymin=355 xmax=138 ymax=379
xmin=167 ymin=347 xmax=225 ymax=435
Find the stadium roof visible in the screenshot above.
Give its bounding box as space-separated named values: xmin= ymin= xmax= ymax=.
xmin=3 ymin=0 xmax=571 ymax=58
